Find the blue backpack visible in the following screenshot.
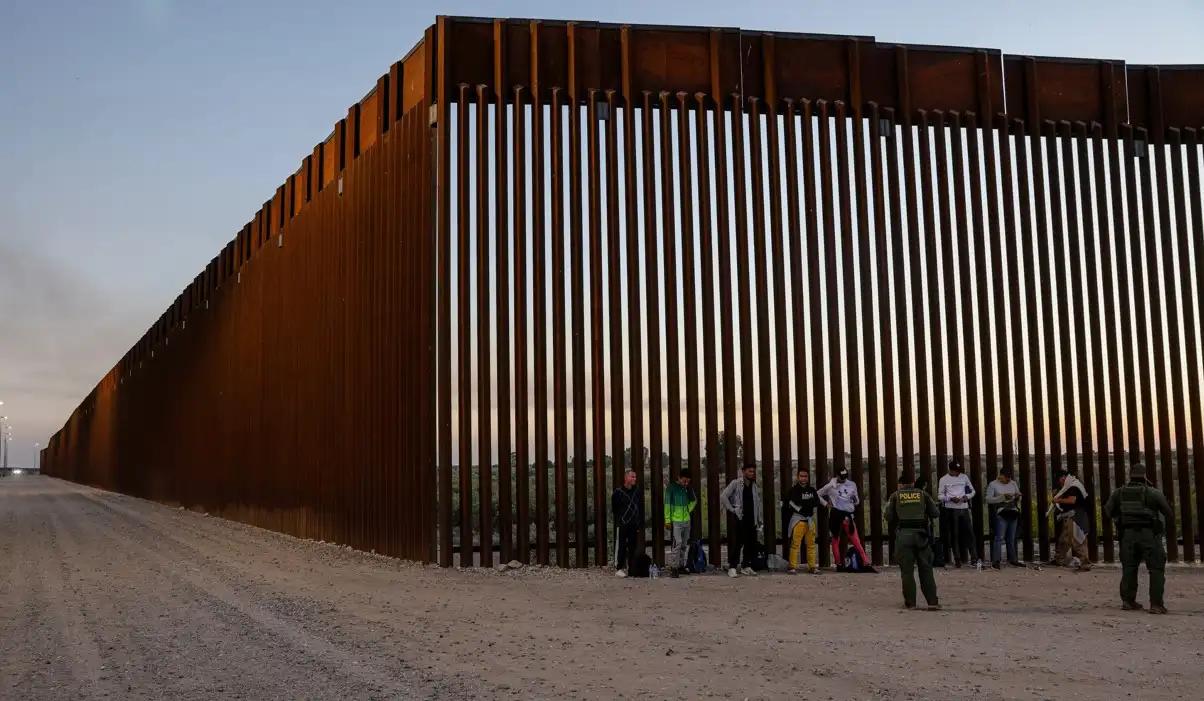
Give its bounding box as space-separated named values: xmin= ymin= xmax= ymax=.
xmin=687 ymin=541 xmax=708 ymax=574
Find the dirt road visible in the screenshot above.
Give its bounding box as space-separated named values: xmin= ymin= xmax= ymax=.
xmin=2 ymin=476 xmax=1202 ymax=700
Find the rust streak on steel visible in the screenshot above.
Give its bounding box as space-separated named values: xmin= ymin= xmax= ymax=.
xmin=602 ymin=87 xmax=624 ymax=561
xmin=1049 ymin=122 xmax=1080 ymax=508
xmin=660 ymin=91 xmax=683 ymax=493
xmin=550 ymin=85 xmax=570 ymax=568
xmin=885 ymin=106 xmax=913 ymax=521
xmin=1172 ymin=127 xmax=1203 ymax=562
xmin=568 ymin=25 xmax=589 ymax=569
xmin=643 ymin=91 xmax=666 ymax=567
xmin=1045 ymin=118 xmax=1076 ymax=483
xmin=1010 ymin=116 xmax=1041 ymax=562
xmin=870 ymin=103 xmax=899 ymax=563
xmin=935 ymin=112 xmax=963 ymax=480
xmin=993 ymin=112 xmax=1021 ymax=561
xmin=457 ymin=82 xmax=473 ymax=567
xmin=850 ymin=82 xmax=882 ymax=566
xmin=919 ymin=110 xmax=949 ymax=487
xmin=903 ymin=108 xmax=932 ymax=490
xmin=512 ymin=84 xmax=531 ymax=565
xmin=436 ymin=19 xmax=454 ymax=568
xmin=803 ymin=99 xmax=830 ymax=563
xmin=785 ymin=99 xmax=811 ymax=503
xmin=732 ymin=92 xmax=757 ymax=478
xmin=763 ymin=39 xmax=792 ymax=558
xmin=1138 ymin=125 xmax=1177 ymax=561
xmin=1030 ymin=116 xmax=1057 ymax=560
xmin=1090 ymin=121 xmax=1120 ymax=563
xmin=1160 ymin=128 xmax=1194 ymax=561
xmin=694 ymin=91 xmax=722 ymax=564
xmin=619 ymin=27 xmax=646 ymax=556
xmin=818 ymin=100 xmax=844 ymax=485
xmin=531 ymin=23 xmax=551 ymax=566
xmin=493 ymin=21 xmax=514 ymax=565
xmin=475 ymin=84 xmax=493 ymax=568
xmin=1186 ymin=127 xmax=1204 ymax=563
xmin=836 ymin=99 xmax=865 ymax=557
xmin=712 ymin=61 xmax=739 ymax=567
xmin=1064 ymin=120 xmax=1097 ymax=560
xmin=1126 ymin=126 xmax=1159 ymax=489
xmin=1115 ymin=125 xmax=1144 ymax=495
xmin=676 ymin=91 xmax=703 ymax=543
xmin=748 ymin=95 xmax=777 ymax=551
xmin=949 ymin=111 xmax=982 ymax=559
xmin=588 ymin=88 xmax=608 ymax=567
xmin=606 ymin=90 xmax=625 ymax=495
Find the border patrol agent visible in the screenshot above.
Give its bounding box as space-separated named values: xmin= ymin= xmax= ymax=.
xmin=1103 ymin=463 xmax=1174 ymax=614
xmin=885 ymin=472 xmax=942 ymax=610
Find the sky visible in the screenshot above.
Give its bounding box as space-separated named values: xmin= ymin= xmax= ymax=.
xmin=2 ymin=0 xmax=1203 ymax=472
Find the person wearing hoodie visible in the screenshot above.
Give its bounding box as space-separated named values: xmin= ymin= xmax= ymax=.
xmin=664 ymin=469 xmax=698 ymax=574
xmin=1049 ymin=468 xmax=1092 ymax=571
xmin=985 ymin=465 xmax=1023 ymax=568
xmin=783 ymin=468 xmax=821 ymax=574
xmin=938 ymin=461 xmax=977 ymax=568
xmin=721 ymin=463 xmax=762 ymax=578
xmin=817 ymin=468 xmax=871 ymax=570
xmin=611 ymin=469 xmax=645 ymax=578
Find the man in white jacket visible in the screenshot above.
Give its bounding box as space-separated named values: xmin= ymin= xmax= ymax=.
xmin=938 ymin=461 xmax=977 ymax=568
xmin=818 ymin=468 xmax=871 ymax=571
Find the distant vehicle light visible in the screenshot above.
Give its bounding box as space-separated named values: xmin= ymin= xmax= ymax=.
xmin=11 ymin=470 xmax=21 ymax=476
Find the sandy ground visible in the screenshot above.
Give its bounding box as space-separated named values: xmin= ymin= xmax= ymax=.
xmin=2 ymin=476 xmax=1203 ymax=701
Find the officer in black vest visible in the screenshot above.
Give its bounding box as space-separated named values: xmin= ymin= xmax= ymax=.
xmin=885 ymin=471 xmax=942 ymax=610
xmin=1103 ymin=462 xmax=1175 ymax=614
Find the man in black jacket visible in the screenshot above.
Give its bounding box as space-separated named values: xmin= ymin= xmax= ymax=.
xmin=783 ymin=468 xmax=821 ymax=574
xmin=611 ymin=469 xmax=644 ymax=577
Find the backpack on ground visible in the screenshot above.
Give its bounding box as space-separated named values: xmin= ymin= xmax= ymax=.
xmin=929 ymin=535 xmax=946 ymax=568
xmin=686 ymin=541 xmax=708 ymax=574
xmin=750 ymin=541 xmax=770 ymax=572
xmin=843 ymin=545 xmax=877 ymax=573
xmin=630 ymin=553 xmax=652 ymax=578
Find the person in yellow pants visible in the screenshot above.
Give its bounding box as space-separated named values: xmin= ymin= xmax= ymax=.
xmin=784 ymin=468 xmax=821 ymax=574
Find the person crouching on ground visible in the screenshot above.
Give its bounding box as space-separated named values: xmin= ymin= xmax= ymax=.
xmin=722 ymin=463 xmax=762 ymax=578
xmin=938 ymin=460 xmax=977 ymax=568
xmin=611 ymin=470 xmax=644 ymax=578
xmin=665 ymin=469 xmax=697 ymax=575
xmin=1048 ymin=468 xmax=1092 ymax=571
xmin=818 ymin=468 xmax=871 ymax=571
xmin=784 ymin=468 xmax=821 ymax=574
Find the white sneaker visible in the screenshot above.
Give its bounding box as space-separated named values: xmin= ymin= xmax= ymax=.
xmin=615 ymin=569 xmax=628 ymax=578
xmin=728 ymin=568 xmax=739 ymax=578
xmin=741 ymin=567 xmax=757 ymax=576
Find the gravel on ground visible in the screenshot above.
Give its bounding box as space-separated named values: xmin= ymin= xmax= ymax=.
xmin=2 ymin=475 xmax=1202 ymax=700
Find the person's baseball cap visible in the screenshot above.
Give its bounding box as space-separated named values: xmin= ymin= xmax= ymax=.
xmin=948 ymin=460 xmax=963 ymax=473
xmin=1000 ymin=465 xmax=1014 ymax=478
xmin=837 ymin=468 xmax=849 ymax=479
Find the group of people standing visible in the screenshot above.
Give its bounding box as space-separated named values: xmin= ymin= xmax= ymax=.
xmin=889 ymin=460 xmax=1175 ymax=613
xmin=610 ymin=458 xmax=1176 ymax=614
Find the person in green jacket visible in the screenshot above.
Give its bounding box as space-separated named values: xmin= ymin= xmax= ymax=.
xmin=665 ymin=470 xmax=698 ymax=574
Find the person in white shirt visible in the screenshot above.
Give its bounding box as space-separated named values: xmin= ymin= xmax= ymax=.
xmin=818 ymin=468 xmax=872 ymax=571
xmin=938 ymin=461 xmax=977 ymax=568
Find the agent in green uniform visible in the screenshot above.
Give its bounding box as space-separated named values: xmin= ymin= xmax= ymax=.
xmin=885 ymin=472 xmax=942 ymax=610
xmin=1103 ymin=463 xmax=1174 ymax=614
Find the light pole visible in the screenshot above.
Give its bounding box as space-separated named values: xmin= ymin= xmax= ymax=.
xmin=0 ymin=416 xmax=8 ymax=469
